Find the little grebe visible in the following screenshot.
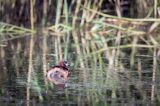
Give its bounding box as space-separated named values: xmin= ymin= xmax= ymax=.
xmin=47 ymin=60 xmax=69 ymax=85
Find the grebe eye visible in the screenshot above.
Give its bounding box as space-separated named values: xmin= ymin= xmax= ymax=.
xmin=64 ymin=60 xmax=70 ymax=67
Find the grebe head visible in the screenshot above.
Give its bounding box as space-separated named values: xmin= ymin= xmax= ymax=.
xmin=59 ymin=60 xmax=70 ymax=69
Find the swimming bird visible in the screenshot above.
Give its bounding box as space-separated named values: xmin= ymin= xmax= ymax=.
xmin=47 ymin=60 xmax=69 ymax=85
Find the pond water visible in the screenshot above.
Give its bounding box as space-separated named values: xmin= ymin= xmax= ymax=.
xmin=0 ymin=34 xmax=159 ymax=106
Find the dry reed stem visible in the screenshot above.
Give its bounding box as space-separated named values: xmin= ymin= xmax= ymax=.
xmin=72 ymin=0 xmax=81 ymax=27
xmin=151 ymin=48 xmax=157 ymax=102
xmin=42 ymin=31 xmax=48 ymax=91
xmin=130 ymin=36 xmax=138 ymax=66
xmin=92 ymin=44 xmax=159 ymax=55
xmin=88 ymin=0 xmax=98 ymax=21
xmin=154 ymin=0 xmax=158 ymax=17
xmin=83 ymin=6 xmax=160 ymax=22
xmin=55 ymin=0 xmax=63 ymax=31
xmin=114 ymin=0 xmax=122 ymax=75
xmin=72 ymin=30 xmax=84 ymax=68
xmin=58 ymin=36 xmax=63 ymax=61
xmin=42 ymin=0 xmax=48 ymax=91
xmin=26 ymin=0 xmax=34 ymax=105
xmin=137 ymin=58 xmax=142 ymax=80
xmin=80 ymin=0 xmax=88 ymax=26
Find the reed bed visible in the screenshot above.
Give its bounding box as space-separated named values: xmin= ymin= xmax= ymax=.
xmin=0 ymin=0 xmax=160 ymax=105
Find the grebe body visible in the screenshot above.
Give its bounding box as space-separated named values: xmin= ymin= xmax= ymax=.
xmin=47 ymin=61 xmax=69 ymax=85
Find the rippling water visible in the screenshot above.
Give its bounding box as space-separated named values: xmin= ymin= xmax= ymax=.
xmin=0 ymin=35 xmax=159 ymax=106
